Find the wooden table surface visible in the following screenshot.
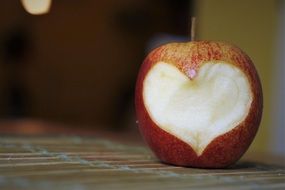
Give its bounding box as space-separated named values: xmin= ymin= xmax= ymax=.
xmin=0 ymin=134 xmax=284 ymax=190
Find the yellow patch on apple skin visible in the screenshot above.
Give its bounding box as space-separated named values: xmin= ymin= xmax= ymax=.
xmin=143 ymin=62 xmax=253 ymax=155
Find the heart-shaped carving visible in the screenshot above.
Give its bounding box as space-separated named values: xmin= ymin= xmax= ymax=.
xmin=143 ymin=62 xmax=252 ymax=155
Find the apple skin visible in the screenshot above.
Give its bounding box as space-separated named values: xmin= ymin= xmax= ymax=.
xmin=135 ymin=41 xmax=263 ymax=168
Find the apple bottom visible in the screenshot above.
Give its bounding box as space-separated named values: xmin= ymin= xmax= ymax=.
xmin=137 ymin=109 xmax=259 ymax=168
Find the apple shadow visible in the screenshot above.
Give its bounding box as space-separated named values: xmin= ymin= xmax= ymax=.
xmin=154 ymin=159 xmax=285 ymax=171
xmin=224 ymin=161 xmax=285 ymax=171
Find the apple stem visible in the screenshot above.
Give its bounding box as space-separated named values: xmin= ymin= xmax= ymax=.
xmin=191 ymin=17 xmax=196 ymax=41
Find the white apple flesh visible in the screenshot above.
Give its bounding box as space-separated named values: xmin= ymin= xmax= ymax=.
xmin=143 ymin=62 xmax=252 ymax=155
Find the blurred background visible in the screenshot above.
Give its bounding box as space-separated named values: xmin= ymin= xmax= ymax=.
xmin=0 ymin=0 xmax=283 ymax=156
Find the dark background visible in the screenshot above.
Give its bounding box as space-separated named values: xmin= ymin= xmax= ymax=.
xmin=0 ymin=0 xmax=192 ymax=131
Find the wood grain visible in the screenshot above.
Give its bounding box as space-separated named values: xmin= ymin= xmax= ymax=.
xmin=0 ymin=136 xmax=284 ymax=190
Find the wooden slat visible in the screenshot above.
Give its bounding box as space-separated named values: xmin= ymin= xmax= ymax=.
xmin=0 ymin=136 xmax=284 ymax=190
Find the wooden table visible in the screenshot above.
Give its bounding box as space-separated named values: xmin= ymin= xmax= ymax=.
xmin=0 ymin=134 xmax=284 ymax=190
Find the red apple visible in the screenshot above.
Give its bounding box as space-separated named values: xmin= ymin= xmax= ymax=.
xmin=135 ymin=41 xmax=263 ymax=168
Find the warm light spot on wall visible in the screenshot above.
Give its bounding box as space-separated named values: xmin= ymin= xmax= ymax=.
xmin=21 ymin=0 xmax=52 ymax=15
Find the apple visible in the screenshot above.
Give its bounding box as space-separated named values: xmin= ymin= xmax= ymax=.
xmin=135 ymin=41 xmax=263 ymax=168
